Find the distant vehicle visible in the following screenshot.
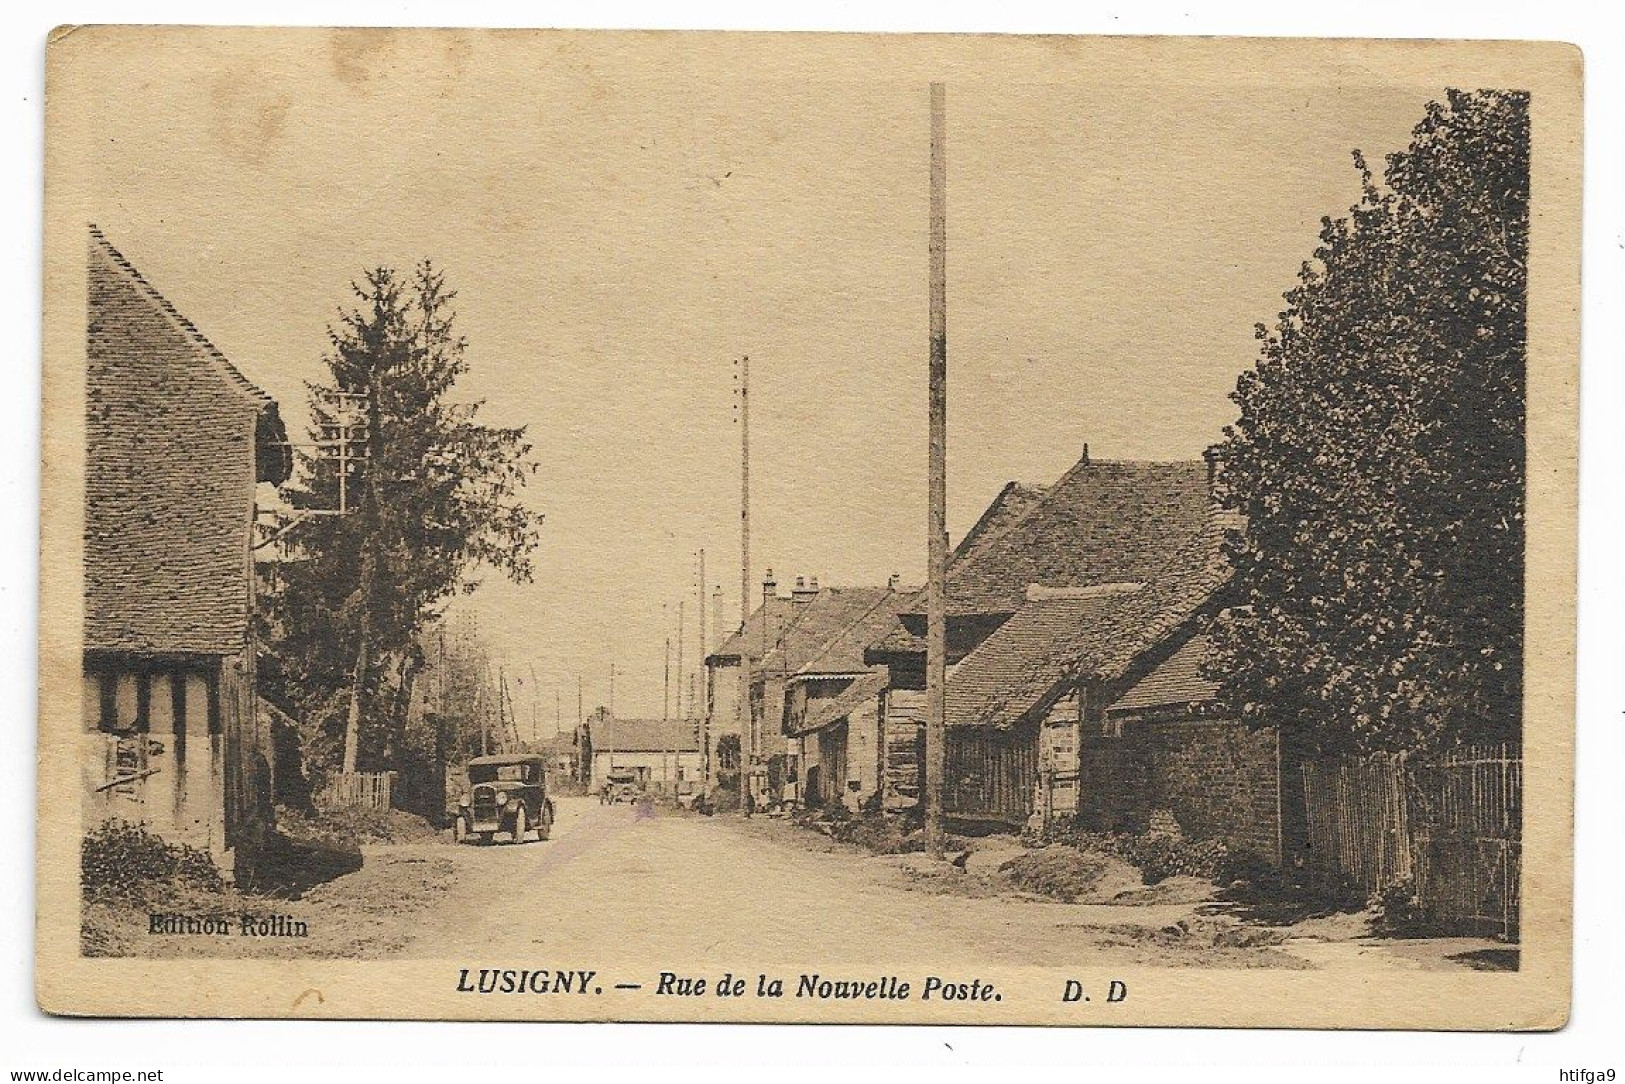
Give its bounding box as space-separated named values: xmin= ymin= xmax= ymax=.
xmin=454 ymin=754 xmax=555 ymax=845
xmin=601 ymin=769 xmax=642 ymax=804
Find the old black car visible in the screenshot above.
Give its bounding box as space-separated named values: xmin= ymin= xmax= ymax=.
xmin=454 ymin=753 xmax=555 ymax=845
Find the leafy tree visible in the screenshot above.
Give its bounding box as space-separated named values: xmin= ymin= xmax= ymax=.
xmin=260 ymin=263 xmax=542 ymax=777
xmin=1211 ymin=90 xmax=1527 ymax=755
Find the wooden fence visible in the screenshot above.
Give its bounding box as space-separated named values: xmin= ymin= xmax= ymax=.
xmin=944 ymin=727 xmax=1038 ymax=823
xmin=318 ymin=770 xmax=396 ymax=811
xmin=1408 ymin=745 xmax=1522 ymax=939
xmin=1300 ymin=744 xmax=1520 ymax=938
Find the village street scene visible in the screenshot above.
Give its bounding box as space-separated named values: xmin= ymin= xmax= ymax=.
xmin=75 ymin=50 xmax=1525 ymax=976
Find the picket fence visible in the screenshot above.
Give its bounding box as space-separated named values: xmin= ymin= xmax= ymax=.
xmin=318 ymin=770 xmax=396 ymax=811
xmin=1300 ymin=744 xmax=1520 ymax=938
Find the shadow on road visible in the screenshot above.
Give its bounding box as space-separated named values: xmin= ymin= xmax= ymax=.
xmin=253 ymin=832 xmax=364 ymax=898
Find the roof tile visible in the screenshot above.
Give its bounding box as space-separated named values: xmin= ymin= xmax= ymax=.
xmin=84 ymin=227 xmax=281 ymax=657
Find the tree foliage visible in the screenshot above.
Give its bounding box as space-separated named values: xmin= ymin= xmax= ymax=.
xmin=1211 ymin=90 xmax=1527 ymax=754
xmin=260 ymin=263 xmax=542 ymax=777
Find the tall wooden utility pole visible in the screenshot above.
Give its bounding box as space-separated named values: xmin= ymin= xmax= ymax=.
xmin=676 ymin=599 xmax=686 ymax=718
xmin=697 ymin=549 xmax=708 ymax=786
xmin=924 ymin=81 xmax=949 ymax=860
xmin=675 ymin=598 xmax=685 ymax=794
xmin=697 ymin=550 xmax=707 ymax=656
xmin=738 ymin=354 xmax=752 ymax=814
xmin=529 ymin=663 xmax=541 ymax=746
xmin=664 ymin=631 xmax=673 ymax=796
xmin=606 ymin=661 xmax=616 ymax=784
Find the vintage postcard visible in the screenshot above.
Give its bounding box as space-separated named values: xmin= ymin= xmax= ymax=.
xmin=37 ymin=28 xmax=1579 ymax=1026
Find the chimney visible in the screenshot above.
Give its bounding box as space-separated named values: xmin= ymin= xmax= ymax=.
xmin=887 ymin=572 xmax=900 ymax=591
xmin=762 ymin=568 xmax=777 ymax=602
xmin=791 ymin=575 xmax=819 ymax=605
xmin=1202 ymin=444 xmax=1227 ymax=495
xmin=1081 ymin=442 xmax=1090 ymax=465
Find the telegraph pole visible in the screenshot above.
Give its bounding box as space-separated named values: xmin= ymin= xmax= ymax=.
xmin=924 ymin=82 xmax=949 ymax=860
xmin=737 ymin=354 xmax=752 ymax=814
xmin=664 ymin=631 xmax=673 ymax=796
xmin=697 ymin=550 xmax=707 ymax=657
xmin=697 ymin=548 xmax=708 ymax=786
xmin=675 ymin=598 xmax=685 ymax=796
xmin=676 ymin=599 xmax=686 ymax=719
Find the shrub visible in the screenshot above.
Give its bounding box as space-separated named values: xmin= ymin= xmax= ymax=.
xmin=81 ymin=820 xmax=224 ymax=901
xmin=1000 ymin=846 xmax=1111 ymax=902
xmin=705 ymin=785 xmax=740 ymax=815
xmin=816 ymin=809 xmax=916 ymax=854
xmin=1023 ymin=820 xmax=1233 ymax=884
xmin=1369 ymin=878 xmax=1434 ymax=938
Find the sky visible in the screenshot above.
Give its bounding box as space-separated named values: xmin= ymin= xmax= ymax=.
xmin=60 ymin=29 xmax=1433 ymax=729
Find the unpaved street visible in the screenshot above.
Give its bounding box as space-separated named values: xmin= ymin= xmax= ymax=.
xmin=385 ymin=796 xmax=1300 ymax=969
xmin=93 ymin=796 xmax=1505 ymax=970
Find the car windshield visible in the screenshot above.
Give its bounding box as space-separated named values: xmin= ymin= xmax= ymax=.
xmin=468 ymin=762 xmax=538 ymax=784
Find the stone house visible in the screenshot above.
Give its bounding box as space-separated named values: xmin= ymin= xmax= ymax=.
xmin=865 ymin=453 xmax=1218 ymax=819
xmin=1089 ymin=631 xmax=1289 ymax=865
xmin=81 ymin=226 xmax=292 ymax=881
xmin=587 ymin=717 xmax=703 ymax=794
xmin=703 ymin=571 xmax=799 ymax=790
xmin=941 ymin=523 xmax=1234 ymax=830
xmin=781 ymin=584 xmax=915 ymax=810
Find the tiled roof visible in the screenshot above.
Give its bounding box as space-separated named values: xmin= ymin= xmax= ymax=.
xmin=708 ymin=595 xmax=799 ymax=663
xmin=795 ymin=671 xmax=885 ymax=736
xmin=868 ymin=458 xmax=1211 ymax=660
xmin=794 ymin=586 xmax=917 ymax=677
xmin=84 ymin=227 xmax=285 ymax=657
xmin=865 ymin=483 xmax=1043 ymax=658
xmin=945 ymin=524 xmax=1231 ymax=729
xmin=942 ymin=458 xmax=1211 ymax=616
xmin=590 ymin=717 xmax=700 ymax=753
xmin=945 ymin=592 xmax=1136 ymax=729
xmin=950 ymin=481 xmax=1047 ymax=566
xmin=89 ymin=226 xmax=277 ymax=411
xmin=1108 ymin=634 xmax=1221 ymax=713
xmin=756 ymin=586 xmax=896 ymax=678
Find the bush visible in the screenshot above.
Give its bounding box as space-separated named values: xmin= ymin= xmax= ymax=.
xmin=803 ymin=808 xmax=917 ymax=854
xmin=1026 ymin=821 xmax=1233 ymax=884
xmin=1369 ymin=878 xmax=1434 ymax=937
xmin=1000 ymin=846 xmax=1111 ymax=902
xmin=82 ymin=820 xmax=224 ymax=901
xmin=705 ymin=785 xmax=740 ymax=815
xmin=275 ymin=804 xmax=438 ymax=848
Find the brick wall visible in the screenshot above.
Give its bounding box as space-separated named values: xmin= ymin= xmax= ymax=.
xmin=1079 ymin=718 xmax=1282 ymax=865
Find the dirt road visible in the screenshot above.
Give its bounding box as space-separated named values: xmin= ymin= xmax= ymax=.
xmin=92 ymin=796 xmax=1508 ymax=969
xmin=389 ymin=796 xmax=1301 ymax=969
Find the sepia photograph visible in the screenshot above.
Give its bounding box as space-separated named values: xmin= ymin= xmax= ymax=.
xmin=34 ymin=26 xmax=1579 ymax=1028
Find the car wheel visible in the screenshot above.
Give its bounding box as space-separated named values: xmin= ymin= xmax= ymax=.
xmin=537 ymin=804 xmax=553 ymax=841
xmin=511 ymin=804 xmax=528 ymax=844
